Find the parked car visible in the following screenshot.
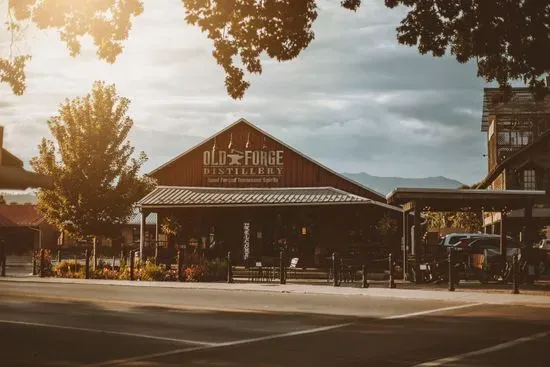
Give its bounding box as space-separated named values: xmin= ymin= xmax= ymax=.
xmin=533 ymin=239 xmax=550 ymax=275
xmin=440 ymin=233 xmax=497 ymax=247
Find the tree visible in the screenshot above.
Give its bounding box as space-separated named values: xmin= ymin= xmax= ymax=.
xmin=3 ymin=1 xmax=549 ymax=100
xmin=385 ymin=0 xmax=550 ymax=100
xmin=1 ymin=0 xmax=144 ymax=95
xmin=160 ymin=215 xmax=182 ymax=247
xmin=30 ymin=81 xmax=155 ymax=240
xmin=425 ymin=183 xmax=483 ymax=233
xmin=375 ymin=212 xmax=399 ymax=245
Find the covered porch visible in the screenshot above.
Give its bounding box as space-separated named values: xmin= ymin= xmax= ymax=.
xmin=136 ymin=186 xmax=403 ymax=268
xmin=386 ymin=188 xmax=546 ymax=281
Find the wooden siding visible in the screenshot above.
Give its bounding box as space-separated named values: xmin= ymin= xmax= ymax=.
xmin=149 ymin=120 xmax=384 ymax=202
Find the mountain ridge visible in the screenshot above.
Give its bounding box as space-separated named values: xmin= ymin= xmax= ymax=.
xmin=343 ymin=172 xmax=464 ymax=196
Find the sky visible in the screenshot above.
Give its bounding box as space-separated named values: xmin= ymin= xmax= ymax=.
xmin=0 ymin=0 xmax=492 ymax=185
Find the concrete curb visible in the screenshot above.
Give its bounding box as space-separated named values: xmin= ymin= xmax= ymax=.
xmin=1 ymin=277 xmax=549 ymax=307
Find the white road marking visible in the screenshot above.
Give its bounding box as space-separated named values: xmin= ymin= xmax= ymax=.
xmin=413 ymin=330 xmax=550 ymax=366
xmin=0 ymin=319 xmax=216 ymax=346
xmin=383 ymin=303 xmax=484 ymax=319
xmin=85 ymin=322 xmax=352 ymax=367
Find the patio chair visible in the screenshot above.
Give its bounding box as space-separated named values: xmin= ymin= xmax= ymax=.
xmin=287 ymin=257 xmax=299 ymax=279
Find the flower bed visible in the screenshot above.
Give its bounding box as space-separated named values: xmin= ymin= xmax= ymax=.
xmin=52 ymin=257 xmax=227 ymax=282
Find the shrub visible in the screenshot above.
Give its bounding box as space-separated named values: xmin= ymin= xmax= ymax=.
xmin=118 ymin=266 xmax=131 ymax=280
xmin=184 ymin=263 xmax=209 ymax=282
xmin=139 ymin=261 xmax=166 ymax=281
xmin=34 ymin=249 xmax=54 ymax=276
xmin=91 ymin=267 xmax=119 ymax=280
xmin=54 ymin=260 xmax=82 ymax=277
xmin=163 ymin=269 xmax=178 ymax=281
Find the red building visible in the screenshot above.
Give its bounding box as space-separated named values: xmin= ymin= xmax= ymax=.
xmin=138 ymin=118 xmax=403 ymax=266
xmin=0 ymin=204 xmax=58 ymax=254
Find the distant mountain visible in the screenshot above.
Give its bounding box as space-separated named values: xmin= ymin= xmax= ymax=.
xmin=0 ymin=192 xmax=38 ymax=205
xmin=342 ymin=172 xmax=464 ymax=196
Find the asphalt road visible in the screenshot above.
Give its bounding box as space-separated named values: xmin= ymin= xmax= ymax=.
xmin=1 ymin=282 xmax=549 ymax=366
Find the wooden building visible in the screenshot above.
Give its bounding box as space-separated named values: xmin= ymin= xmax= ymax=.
xmin=138 ymin=118 xmax=403 ymax=266
xmin=0 ymin=204 xmax=58 ymax=254
xmin=477 ymin=87 xmax=550 ymax=240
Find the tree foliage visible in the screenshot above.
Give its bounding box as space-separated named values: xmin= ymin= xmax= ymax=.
xmin=385 ymin=0 xmax=550 ymax=100
xmin=425 ymin=183 xmax=483 ymax=233
xmin=375 ymin=212 xmax=398 ymax=238
xmin=1 ymin=0 xmax=144 ymax=95
xmin=425 ymin=211 xmax=482 ymax=234
xmin=160 ymin=215 xmax=182 ymax=237
xmin=30 ymin=81 xmax=155 ymax=239
xmin=2 ymin=0 xmax=549 ymax=99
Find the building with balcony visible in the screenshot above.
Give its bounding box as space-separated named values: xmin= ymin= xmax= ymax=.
xmin=477 ymin=85 xmax=550 ymax=240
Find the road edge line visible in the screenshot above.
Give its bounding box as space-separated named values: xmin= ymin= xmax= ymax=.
xmin=383 ymin=303 xmax=484 ymax=319
xmin=413 ymin=330 xmax=550 ymax=366
xmin=0 ymin=319 xmax=216 ymax=346
xmin=84 ymin=323 xmax=352 ymax=367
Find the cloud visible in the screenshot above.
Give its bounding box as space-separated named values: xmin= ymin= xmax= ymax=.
xmin=0 ymin=0 xmax=491 ymax=185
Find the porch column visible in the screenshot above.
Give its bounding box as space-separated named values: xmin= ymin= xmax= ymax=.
xmin=155 ymin=212 xmax=159 ymax=246
xmin=139 ymin=210 xmax=149 ymax=264
xmin=413 ymin=204 xmax=421 ymax=256
xmin=500 ymin=210 xmax=507 ymax=255
xmin=402 ymin=209 xmax=409 ymax=281
xmin=524 ymin=204 xmax=533 ymax=246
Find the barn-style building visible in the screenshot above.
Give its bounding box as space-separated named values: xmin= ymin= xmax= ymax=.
xmin=137 ymin=118 xmax=403 ymax=267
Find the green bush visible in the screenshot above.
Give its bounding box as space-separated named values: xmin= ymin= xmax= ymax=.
xmin=91 ymin=267 xmax=119 ymax=280
xmin=139 ymin=261 xmax=166 ymax=281
xmin=54 ymin=260 xmax=82 ymax=277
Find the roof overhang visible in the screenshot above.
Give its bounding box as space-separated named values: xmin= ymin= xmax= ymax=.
xmin=138 ymin=186 xmax=402 ymax=212
xmin=0 ymin=165 xmax=53 ymax=190
xmin=386 ymin=187 xmax=546 ymax=212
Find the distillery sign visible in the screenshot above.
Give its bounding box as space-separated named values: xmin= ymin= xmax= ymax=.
xmin=203 ymin=149 xmax=284 ymax=183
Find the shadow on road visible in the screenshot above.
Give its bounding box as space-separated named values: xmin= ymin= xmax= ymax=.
xmin=0 ymin=296 xmax=549 ymax=366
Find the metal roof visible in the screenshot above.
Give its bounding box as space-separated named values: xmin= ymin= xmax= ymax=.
xmin=0 ymin=204 xmax=45 ymax=227
xmin=386 ymin=187 xmax=546 ymax=211
xmin=138 ymin=186 xmax=401 ymax=211
xmin=146 ymin=118 xmax=386 ymax=201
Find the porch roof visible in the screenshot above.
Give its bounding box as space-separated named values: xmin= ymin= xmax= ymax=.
xmin=386 ymin=187 xmax=546 ymax=212
xmin=138 ymin=186 xmax=402 ymax=211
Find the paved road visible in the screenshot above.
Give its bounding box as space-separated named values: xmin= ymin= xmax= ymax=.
xmin=1 ymin=282 xmax=549 ymax=366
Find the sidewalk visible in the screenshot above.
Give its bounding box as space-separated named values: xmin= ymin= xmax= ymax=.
xmin=1 ymin=276 xmax=549 ymax=307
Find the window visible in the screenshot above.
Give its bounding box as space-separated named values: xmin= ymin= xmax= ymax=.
xmin=523 ymin=169 xmax=536 ymax=190
xmin=498 ymin=131 xmax=532 ymax=146
xmin=449 ymin=235 xmax=467 ymax=245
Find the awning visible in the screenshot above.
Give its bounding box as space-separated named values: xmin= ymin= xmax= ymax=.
xmin=0 ymin=165 xmax=53 ymax=190
xmin=138 ymin=186 xmax=402 ymax=211
xmin=386 ymin=187 xmax=546 ymax=212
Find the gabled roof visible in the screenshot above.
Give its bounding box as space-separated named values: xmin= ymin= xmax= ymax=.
xmin=476 ymin=129 xmax=550 ymax=189
xmin=147 ymin=118 xmax=385 ymax=201
xmin=139 ymin=186 xmax=401 ymax=211
xmin=0 ymin=204 xmax=45 ymax=227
